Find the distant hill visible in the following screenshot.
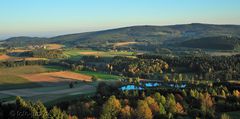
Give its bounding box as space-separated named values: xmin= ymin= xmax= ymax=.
xmin=179 ymin=36 xmax=240 ymax=50
xmin=4 ymin=36 xmax=48 ymax=47
xmin=2 ymin=23 xmax=240 ymax=48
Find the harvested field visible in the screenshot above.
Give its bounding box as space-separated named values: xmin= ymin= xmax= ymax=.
xmin=0 ymin=54 xmax=10 ymax=60
xmin=20 ymin=71 xmax=92 ymax=84
xmin=8 ymin=49 xmax=31 ymax=53
xmin=46 ymin=71 xmax=92 ymax=81
xmin=113 ymin=42 xmax=138 ymax=47
xmin=45 ymin=44 xmax=64 ymax=49
xmin=79 ymin=51 xmax=103 ymax=55
xmin=21 ymin=57 xmax=47 ymax=61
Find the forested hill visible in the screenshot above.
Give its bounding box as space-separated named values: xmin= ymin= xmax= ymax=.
xmin=2 ymin=23 xmax=240 ymax=47
xmin=179 ymin=36 xmax=240 ymax=50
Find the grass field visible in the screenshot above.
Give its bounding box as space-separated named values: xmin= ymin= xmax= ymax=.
xmin=0 ymin=65 xmax=97 ymax=103
xmin=0 ymin=75 xmax=41 ymax=90
xmin=0 ymin=65 xmax=51 ymax=75
xmin=0 ymin=66 xmax=52 ymax=90
xmin=64 ymin=49 xmax=134 ymax=60
xmin=78 ymin=71 xmax=121 ymax=80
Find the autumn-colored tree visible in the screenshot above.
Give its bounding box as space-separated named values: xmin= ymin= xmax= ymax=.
xmin=135 ymin=100 xmax=153 ymax=119
xmin=175 ymin=102 xmax=184 ymax=114
xmin=163 ymin=75 xmax=169 ymax=82
xmin=233 ymin=90 xmax=240 ymax=98
xmin=220 ymin=113 xmax=231 ymax=119
xmin=120 ymin=105 xmax=133 ymax=119
xmin=100 ymin=95 xmax=121 ymax=119
xmin=200 ymin=93 xmax=214 ymax=117
xmin=145 ymin=96 xmax=159 ymax=114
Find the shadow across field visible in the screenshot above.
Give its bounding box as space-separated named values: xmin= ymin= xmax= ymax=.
xmin=0 ymin=82 xmax=96 ymax=103
xmin=0 ymin=82 xmax=41 ymax=91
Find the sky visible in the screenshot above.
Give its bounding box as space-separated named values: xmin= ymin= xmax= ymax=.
xmin=0 ymin=0 xmax=240 ymax=39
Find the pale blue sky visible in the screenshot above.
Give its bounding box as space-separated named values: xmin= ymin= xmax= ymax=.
xmin=0 ymin=0 xmax=240 ymax=39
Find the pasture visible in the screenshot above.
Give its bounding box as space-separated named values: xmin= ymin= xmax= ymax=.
xmin=78 ymin=71 xmax=121 ymax=80
xmin=64 ymin=49 xmax=134 ymax=60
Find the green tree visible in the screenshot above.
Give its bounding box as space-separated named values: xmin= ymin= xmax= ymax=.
xmin=158 ymin=102 xmax=166 ymax=115
xmin=91 ymin=75 xmax=99 ymax=82
xmin=34 ymin=101 xmax=48 ymax=119
xmin=166 ymin=94 xmax=176 ymax=113
xmin=49 ymin=106 xmax=66 ymax=119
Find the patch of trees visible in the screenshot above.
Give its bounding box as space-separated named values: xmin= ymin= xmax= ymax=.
xmin=31 ymin=49 xmax=66 ymax=59
xmin=0 ymin=49 xmax=6 ymax=55
xmin=0 ymin=96 xmax=77 ymax=119
xmin=1 ymin=81 xmax=240 ymax=118
xmin=7 ymin=49 xmax=66 ymax=59
xmin=107 ymin=56 xmax=169 ymax=78
xmin=0 ymin=60 xmax=48 ymax=67
xmin=138 ymin=54 xmax=240 ymax=81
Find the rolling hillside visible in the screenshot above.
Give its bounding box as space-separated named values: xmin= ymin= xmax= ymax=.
xmin=2 ymin=23 xmax=240 ymax=48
